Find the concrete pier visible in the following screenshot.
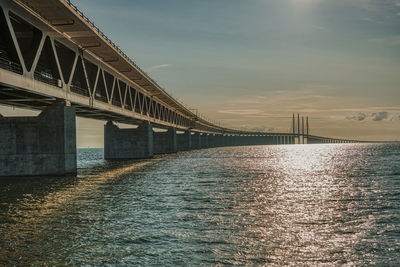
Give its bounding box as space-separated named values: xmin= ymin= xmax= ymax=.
xmin=225 ymin=135 xmax=233 ymax=147
xmin=201 ymin=134 xmax=209 ymax=148
xmin=222 ymin=135 xmax=229 ymax=147
xmin=177 ymin=130 xmax=192 ymax=151
xmin=0 ymin=102 xmax=76 ymax=177
xmin=191 ymin=132 xmax=202 ymax=149
xmin=104 ymin=121 xmax=153 ymax=159
xmin=208 ymin=134 xmax=217 ymax=147
xmin=153 ymin=127 xmax=177 ymax=154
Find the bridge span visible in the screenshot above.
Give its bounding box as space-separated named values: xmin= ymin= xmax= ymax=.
xmin=0 ymin=0 xmax=361 ymax=177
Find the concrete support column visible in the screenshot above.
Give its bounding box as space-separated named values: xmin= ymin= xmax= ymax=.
xmin=235 ymin=135 xmax=241 ymax=146
xmin=217 ymin=134 xmax=223 ymax=147
xmin=191 ymin=132 xmax=201 ymax=149
xmin=218 ymin=134 xmax=224 ymax=146
xmin=252 ymin=135 xmax=259 ymax=145
xmin=0 ymin=102 xmax=77 ymax=177
xmin=105 ymin=121 xmax=153 ymax=159
xmin=247 ymin=135 xmax=251 ymax=146
xmin=231 ymin=135 xmax=237 ymax=146
xmin=239 ymin=135 xmax=244 ymax=146
xmin=218 ymin=134 xmax=225 ymax=147
xmin=240 ymin=135 xmax=247 ymax=146
xmin=153 ymin=127 xmax=177 ymax=154
xmin=208 ymin=134 xmax=216 ymax=147
xmin=214 ymin=134 xmax=221 ymax=147
xmin=228 ymin=135 xmax=234 ymax=146
xmin=248 ymin=135 xmax=253 ymax=146
xmin=177 ymin=130 xmax=192 ymax=151
xmin=222 ymin=135 xmax=228 ymax=147
xmin=308 ymin=137 xmax=317 ymax=144
xmin=201 ymin=134 xmax=209 ymax=148
xmin=265 ymin=136 xmax=271 ymax=145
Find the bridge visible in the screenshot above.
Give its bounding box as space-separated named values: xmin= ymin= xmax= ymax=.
xmin=0 ymin=0 xmax=362 ymax=177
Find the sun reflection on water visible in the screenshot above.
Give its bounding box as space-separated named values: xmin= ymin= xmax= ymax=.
xmin=224 ymin=144 xmax=396 ymax=265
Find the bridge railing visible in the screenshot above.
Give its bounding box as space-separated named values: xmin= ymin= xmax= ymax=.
xmin=63 ymin=1 xmax=159 ymax=91
xmin=33 ymin=68 xmax=62 ymax=88
xmin=70 ymin=85 xmax=90 ymax=96
xmin=0 ymin=56 xmax=23 ymax=75
xmin=94 ymin=93 xmax=108 ymax=103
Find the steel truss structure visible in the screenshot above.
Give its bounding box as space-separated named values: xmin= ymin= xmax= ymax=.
xmin=0 ymin=0 xmax=232 ymax=133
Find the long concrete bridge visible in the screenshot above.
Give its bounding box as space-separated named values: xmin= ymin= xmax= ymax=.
xmin=0 ymin=0 xmax=362 ymax=177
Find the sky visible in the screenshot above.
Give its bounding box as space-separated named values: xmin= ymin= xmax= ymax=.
xmin=1 ymin=0 xmax=399 ymax=146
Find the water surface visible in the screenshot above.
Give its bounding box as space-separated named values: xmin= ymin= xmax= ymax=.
xmin=1 ymin=144 xmax=399 ymax=265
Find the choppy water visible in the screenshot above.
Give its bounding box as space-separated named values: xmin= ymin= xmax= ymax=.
xmin=1 ymin=144 xmax=400 ymax=265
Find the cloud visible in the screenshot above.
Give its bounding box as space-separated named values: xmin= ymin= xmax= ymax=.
xmin=346 ymin=112 xmax=367 ymax=121
xmin=218 ymin=109 xmax=264 ymax=115
xmin=371 ymin=112 xmax=388 ymax=121
xmin=145 ymin=64 xmax=172 ymax=72
xmin=250 ymin=126 xmax=274 ymax=132
xmin=237 ymin=126 xmax=275 ymax=132
xmin=391 ymin=114 xmax=400 ymax=121
xmin=346 ymin=111 xmax=395 ymax=122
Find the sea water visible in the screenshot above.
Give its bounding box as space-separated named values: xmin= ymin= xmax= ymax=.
xmin=1 ymin=143 xmax=399 ymax=265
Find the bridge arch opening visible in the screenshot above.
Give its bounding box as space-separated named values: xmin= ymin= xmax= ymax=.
xmin=94 ymin=70 xmax=108 ymax=103
xmin=103 ymin=70 xmax=115 ymax=104
xmin=155 ymin=103 xmax=161 ymax=120
xmin=71 ymin=56 xmax=89 ymax=96
xmin=118 ymin=80 xmax=127 ymax=109
xmin=0 ymin=7 xmax=22 ymax=74
xmin=110 ymin=80 xmax=121 ymax=107
xmin=138 ymin=92 xmax=144 ymax=114
xmin=8 ymin=11 xmax=41 ymax=72
xmin=148 ymin=98 xmax=155 ymax=118
xmin=125 ymin=86 xmax=134 ymax=111
xmin=128 ymin=87 xmax=136 ymax=112
xmin=84 ymin=59 xmax=98 ymax=94
xmin=54 ymin=40 xmax=75 ymax=84
xmin=34 ymin=36 xmax=61 ymax=87
xmin=143 ymin=96 xmax=150 ymax=116
xmin=131 ymin=87 xmax=139 ymax=113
